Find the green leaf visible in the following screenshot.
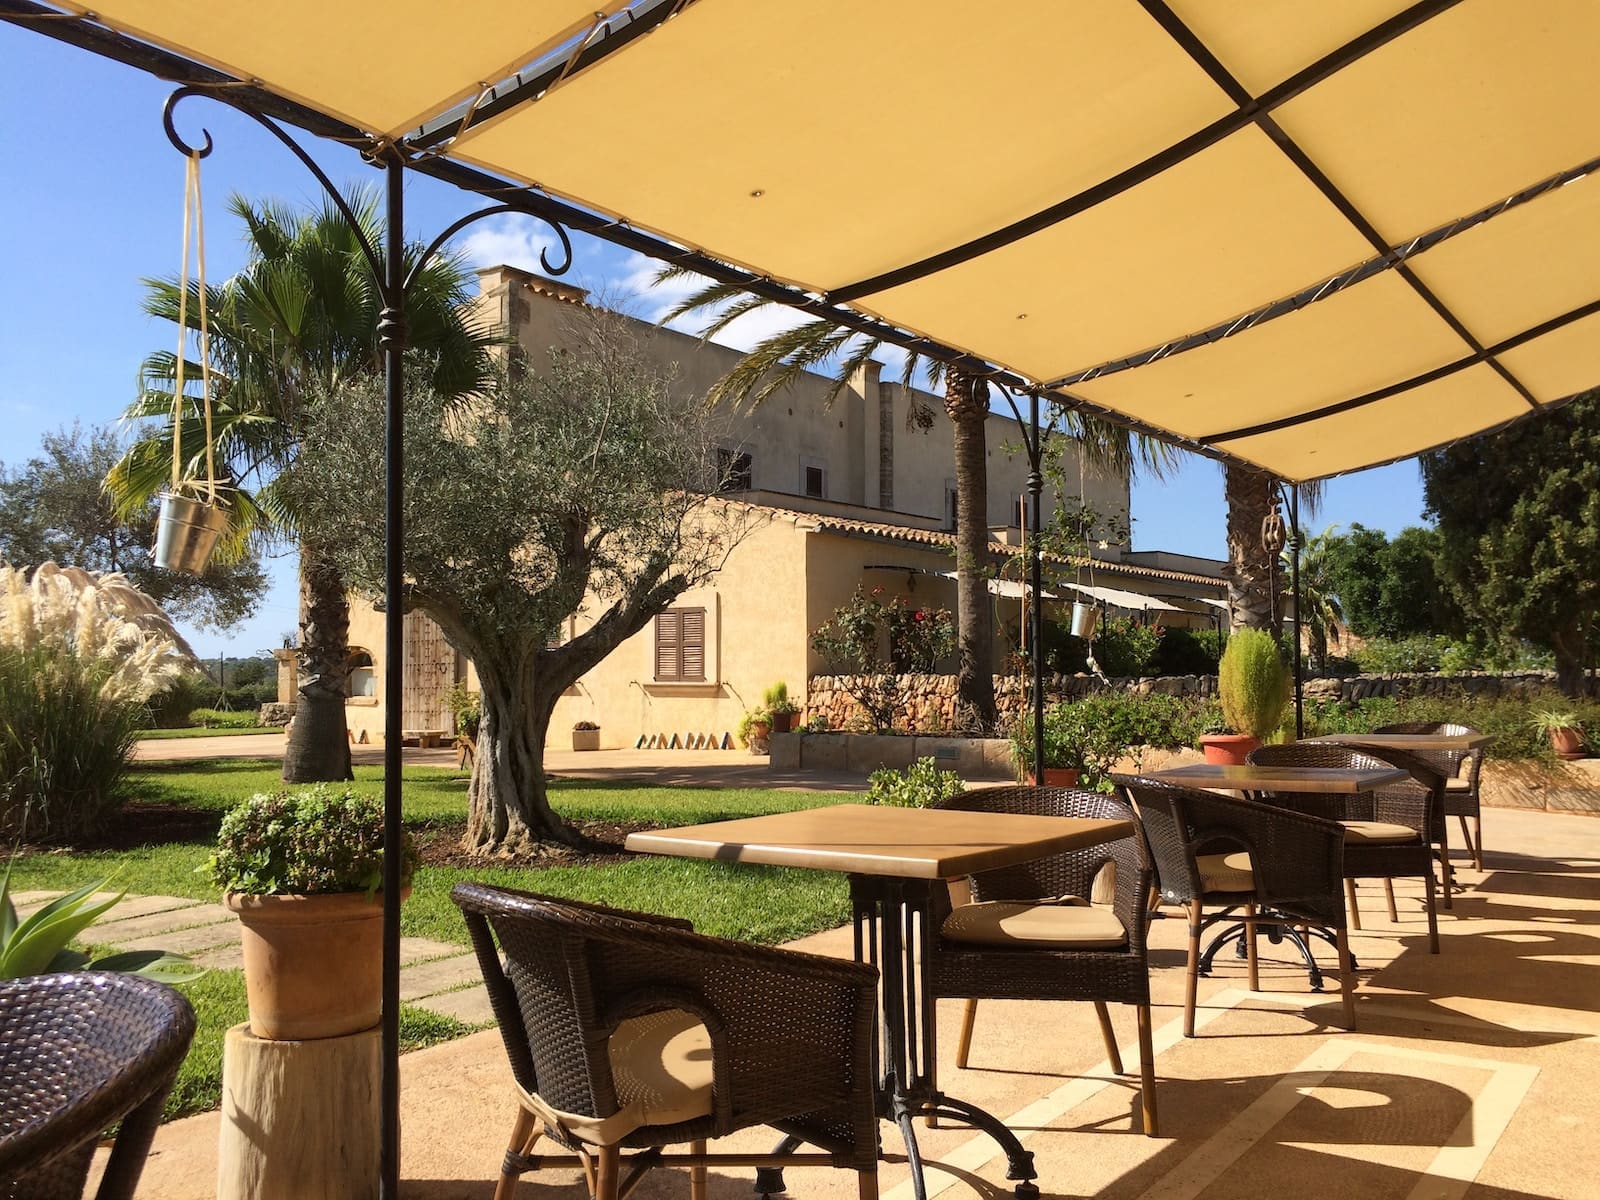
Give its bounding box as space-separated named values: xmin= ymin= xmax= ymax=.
xmin=1 ymin=882 xmax=125 ymax=979
xmin=88 ymin=950 xmax=207 ymax=985
xmin=47 ymin=948 xmax=91 ymax=972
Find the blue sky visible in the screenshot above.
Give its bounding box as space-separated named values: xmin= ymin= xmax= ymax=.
xmin=1 ymin=25 xmax=1427 ymax=658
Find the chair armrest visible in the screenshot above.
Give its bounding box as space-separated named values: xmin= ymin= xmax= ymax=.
xmin=451 ymin=881 xmax=694 ymax=931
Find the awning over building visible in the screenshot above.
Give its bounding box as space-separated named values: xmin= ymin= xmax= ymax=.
xmin=1057 ymin=582 xmax=1185 ymax=614
xmin=17 ymin=0 xmax=1600 ymax=481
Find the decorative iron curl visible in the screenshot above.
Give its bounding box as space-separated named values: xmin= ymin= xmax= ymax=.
xmin=407 ymin=203 xmax=573 ymax=292
xmin=162 ymin=85 xmax=385 ymax=289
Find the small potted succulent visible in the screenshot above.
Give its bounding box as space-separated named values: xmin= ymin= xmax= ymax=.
xmin=208 ymin=785 xmax=414 ymax=1041
xmin=1533 ymin=710 xmax=1586 ymax=761
xmin=1202 ymin=628 xmax=1289 ymax=764
xmin=571 ymin=719 xmax=601 ymax=751
xmin=764 ymin=681 xmax=801 ymax=734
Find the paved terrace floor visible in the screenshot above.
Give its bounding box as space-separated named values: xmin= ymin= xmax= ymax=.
xmin=77 ymin=802 xmax=1598 ymax=1200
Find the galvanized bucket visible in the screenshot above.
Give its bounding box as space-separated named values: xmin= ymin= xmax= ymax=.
xmin=153 ymin=492 xmax=229 ymax=574
xmin=1070 ymin=600 xmax=1099 ymax=640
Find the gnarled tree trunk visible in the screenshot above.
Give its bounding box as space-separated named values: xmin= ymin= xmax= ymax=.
xmin=946 ymin=371 xmax=997 ymax=730
xmin=282 ymin=549 xmax=353 ymax=783
xmin=1223 ymin=463 xmax=1278 ymax=634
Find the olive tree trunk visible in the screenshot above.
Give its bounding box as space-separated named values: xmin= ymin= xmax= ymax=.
xmin=946 ymin=371 xmax=997 ymax=731
xmin=282 ymin=549 xmax=353 ymax=783
xmin=1223 ymin=463 xmax=1279 ymax=634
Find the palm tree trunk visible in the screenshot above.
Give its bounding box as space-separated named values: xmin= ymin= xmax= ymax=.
xmin=946 ymin=371 xmax=997 ymax=730
xmin=1223 ymin=464 xmax=1278 ymax=633
xmin=282 ymin=548 xmax=354 ymax=783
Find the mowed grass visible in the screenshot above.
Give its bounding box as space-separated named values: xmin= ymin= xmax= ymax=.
xmin=136 ymin=726 xmax=280 ymax=740
xmin=11 ymin=761 xmax=856 ymax=1120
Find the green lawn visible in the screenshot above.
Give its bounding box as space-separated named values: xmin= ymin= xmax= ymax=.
xmin=136 ymin=726 xmax=280 ymax=740
xmin=9 ymin=761 xmax=856 ymax=1120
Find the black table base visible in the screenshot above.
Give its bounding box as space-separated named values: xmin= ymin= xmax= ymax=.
xmin=1197 ymin=905 xmax=1355 ymax=991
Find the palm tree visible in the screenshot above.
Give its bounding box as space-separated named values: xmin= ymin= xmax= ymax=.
xmin=1222 ymin=466 xmax=1323 ymax=633
xmin=656 ymin=270 xmax=1175 ymax=731
xmin=1287 ymin=525 xmax=1345 ymax=671
xmin=108 ymin=189 xmax=498 ymax=782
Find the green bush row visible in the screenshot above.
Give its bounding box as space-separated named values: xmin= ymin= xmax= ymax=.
xmin=187 ymin=708 xmax=262 ymax=730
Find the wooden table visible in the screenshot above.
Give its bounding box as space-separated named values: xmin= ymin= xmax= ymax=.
xmin=1307 ymin=732 xmax=1495 ymax=752
xmin=1144 ymin=763 xmax=1411 ymax=793
xmin=627 ymin=804 xmax=1133 ymax=1200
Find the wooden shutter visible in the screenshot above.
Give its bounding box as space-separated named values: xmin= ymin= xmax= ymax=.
xmin=655 ymin=611 xmax=682 ymax=681
xmin=680 ymin=608 xmax=705 ymax=681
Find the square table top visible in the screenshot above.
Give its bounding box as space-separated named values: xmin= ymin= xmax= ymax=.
xmin=624 ymin=803 xmax=1134 ymax=880
xmin=1307 ymin=732 xmax=1495 ymax=751
xmin=1143 ymin=763 xmax=1411 ymax=793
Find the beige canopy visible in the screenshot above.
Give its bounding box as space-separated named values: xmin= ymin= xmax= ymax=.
xmin=20 ymin=0 xmax=1600 ymax=479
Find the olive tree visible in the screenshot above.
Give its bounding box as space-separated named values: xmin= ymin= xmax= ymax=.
xmin=292 ymin=312 xmax=747 ymax=851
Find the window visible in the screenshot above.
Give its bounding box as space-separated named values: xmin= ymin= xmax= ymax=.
xmin=654 ymin=608 xmax=706 ymax=681
xmin=346 ymin=649 xmax=376 ymax=698
xmin=716 ymin=447 xmax=753 ymax=492
xmin=802 ymin=457 xmax=827 ymax=499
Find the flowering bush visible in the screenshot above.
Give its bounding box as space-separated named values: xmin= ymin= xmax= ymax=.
xmin=1 ymin=564 xmax=193 ymax=841
xmin=207 ymin=785 xmax=415 ymax=896
xmin=811 ymin=587 xmax=956 ymax=732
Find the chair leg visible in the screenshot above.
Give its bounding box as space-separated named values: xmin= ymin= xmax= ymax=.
xmin=1136 ymin=1003 xmax=1159 ymax=1137
xmin=1093 ymin=1001 xmax=1124 ymax=1074
xmin=1344 ymin=879 xmax=1362 ymax=930
xmin=858 ymin=1167 xmax=880 ymax=1200
xmin=1459 ymin=813 xmax=1483 ymax=871
xmin=1424 ymin=868 xmax=1440 ymax=955
xmin=1335 ymin=927 xmax=1357 ymax=1031
xmin=1439 ymin=826 xmax=1455 ymax=908
xmin=595 ymin=1146 xmax=621 ymax=1200
xmin=689 ymin=1139 xmax=708 ymax=1200
xmin=955 ymin=997 xmax=978 ymax=1069
xmin=1384 ymin=880 xmax=1399 ymax=924
xmin=495 ymin=1108 xmax=542 ymax=1200
xmin=1242 ymin=904 xmax=1260 ymax=992
xmin=1184 ymin=901 xmax=1203 ymax=1038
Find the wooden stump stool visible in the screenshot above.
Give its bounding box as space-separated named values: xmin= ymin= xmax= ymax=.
xmin=218 ymin=1022 xmax=380 ymax=1200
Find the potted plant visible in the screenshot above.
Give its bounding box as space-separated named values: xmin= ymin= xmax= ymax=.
xmin=571 ymin=719 xmax=601 ymax=751
xmin=1201 ymin=628 xmax=1289 ymax=765
xmin=737 ymin=707 xmax=772 ymax=754
xmin=1533 ymin=710 xmax=1587 ymax=760
xmin=1012 ymin=705 xmax=1082 ymax=787
xmin=208 ymin=785 xmax=414 ymax=1040
xmin=764 ymin=681 xmax=801 ymax=734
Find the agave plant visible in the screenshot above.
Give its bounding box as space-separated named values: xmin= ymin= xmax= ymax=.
xmin=0 ymin=865 xmax=203 ymax=983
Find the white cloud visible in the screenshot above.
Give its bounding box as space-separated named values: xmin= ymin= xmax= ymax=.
xmin=454 ymin=217 xmax=565 ymax=276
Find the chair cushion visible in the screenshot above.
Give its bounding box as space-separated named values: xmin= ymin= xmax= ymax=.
xmin=1445 ymin=777 xmax=1473 ymax=794
xmin=1341 ymin=820 xmax=1420 ymax=843
xmin=1197 ymin=852 xmax=1254 ymax=893
xmin=516 ymin=1008 xmax=713 ymax=1145
xmin=941 ymin=897 xmax=1127 ymax=949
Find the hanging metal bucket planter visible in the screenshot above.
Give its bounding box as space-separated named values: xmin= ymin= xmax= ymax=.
xmin=154 ymin=492 xmax=229 ymax=574
xmin=1070 ymin=600 xmax=1099 ymax=640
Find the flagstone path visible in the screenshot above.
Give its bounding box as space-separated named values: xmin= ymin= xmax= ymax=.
xmin=9 ymin=890 xmax=494 ymax=1025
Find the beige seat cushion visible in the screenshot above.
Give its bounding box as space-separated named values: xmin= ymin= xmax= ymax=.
xmin=1197 ymin=851 xmax=1254 ymax=893
xmin=1341 ymin=820 xmax=1420 ymax=843
xmin=941 ymin=897 xmax=1127 ymax=949
xmin=1445 ymin=777 xmax=1473 ymax=793
xmin=516 ymin=1008 xmax=713 ymax=1146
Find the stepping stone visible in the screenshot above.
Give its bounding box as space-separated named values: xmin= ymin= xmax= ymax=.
xmin=93 ymin=894 xmax=209 ymax=922
xmin=194 ymin=942 xmax=244 ymax=971
xmin=412 ymin=986 xmax=494 ymax=1026
xmin=11 ymin=891 xmax=121 ymax=919
xmin=398 ymin=953 xmax=483 ymax=1003
xmin=87 ymin=906 xmax=231 ymax=941
xmin=400 ymin=938 xmax=467 ymax=966
xmin=194 ymin=936 xmax=464 ymax=975
xmin=112 ymin=922 xmax=241 ymax=955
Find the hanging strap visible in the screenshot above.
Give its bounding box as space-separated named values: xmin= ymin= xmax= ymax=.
xmin=170 ymin=151 xmax=219 ymax=505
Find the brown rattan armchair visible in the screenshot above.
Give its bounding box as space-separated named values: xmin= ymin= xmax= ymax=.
xmin=1247 ymin=742 xmax=1440 ymax=952
xmin=1375 ymin=721 xmax=1485 ymax=870
xmin=452 ymin=883 xmax=882 ymax=1200
xmin=0 ymin=973 xmax=197 ymax=1200
xmin=1116 ymin=775 xmax=1356 ymax=1036
xmin=926 ymin=787 xmax=1158 ymax=1136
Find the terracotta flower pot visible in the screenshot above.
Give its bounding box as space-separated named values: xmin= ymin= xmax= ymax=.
xmin=770 ymin=711 xmax=795 ymax=734
xmin=1550 ymin=727 xmax=1586 ymax=761
xmin=747 ymin=721 xmax=771 ymax=754
xmin=1199 ymin=733 xmax=1261 ymax=766
xmin=1027 ymin=767 xmax=1081 ymax=788
xmin=227 ymin=890 xmax=404 ymax=1040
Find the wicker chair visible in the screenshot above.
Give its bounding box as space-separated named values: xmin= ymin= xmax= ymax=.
xmin=451 ymin=883 xmax=882 ymax=1200
xmin=1247 ymin=743 xmax=1440 ymax=952
xmin=1375 ymin=721 xmax=1485 ymax=870
xmin=1116 ymin=775 xmax=1356 ymax=1036
xmin=924 ymin=786 xmax=1158 ymax=1135
xmin=0 ymin=973 xmax=197 ymax=1200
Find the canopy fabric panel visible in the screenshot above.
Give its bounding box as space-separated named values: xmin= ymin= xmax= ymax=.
xmin=1059 ymin=583 xmax=1182 ymax=615
xmin=40 ymin=0 xmax=1600 ymax=482
xmin=933 ymin=572 xmax=1056 ymax=602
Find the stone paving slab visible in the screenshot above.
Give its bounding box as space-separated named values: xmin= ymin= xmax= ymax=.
xmin=398 ymin=953 xmax=484 ymax=1003
xmin=111 ymin=922 xmax=243 ymax=955
xmin=90 ymin=894 xmax=209 ymax=921
xmin=11 ymin=890 xmax=121 ymax=918
xmin=84 ymin=905 xmax=233 ymax=941
xmin=411 ymin=986 xmax=495 ymax=1026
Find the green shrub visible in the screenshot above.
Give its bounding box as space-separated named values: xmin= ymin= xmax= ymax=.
xmin=1092 ymin=617 xmax=1163 ymax=678
xmin=865 ymin=758 xmax=965 ymax=808
xmin=1152 ymin=627 xmax=1222 ymax=676
xmin=187 ymin=708 xmax=260 ymax=730
xmin=447 ymin=684 xmax=481 ymax=739
xmin=207 ymin=785 xmax=416 ymax=896
xmin=1 ymin=644 xmax=142 ymax=841
xmin=144 ymin=671 xmax=218 ymax=728
xmin=1301 ymin=689 xmax=1600 ymax=764
xmin=763 ymin=681 xmax=800 ymax=716
xmin=1350 ymin=635 xmax=1451 ymax=673
xmin=1218 ymin=629 xmax=1290 ymax=739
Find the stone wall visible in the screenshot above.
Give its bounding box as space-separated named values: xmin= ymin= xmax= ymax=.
xmin=806 ymin=669 xmax=1587 ymax=733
